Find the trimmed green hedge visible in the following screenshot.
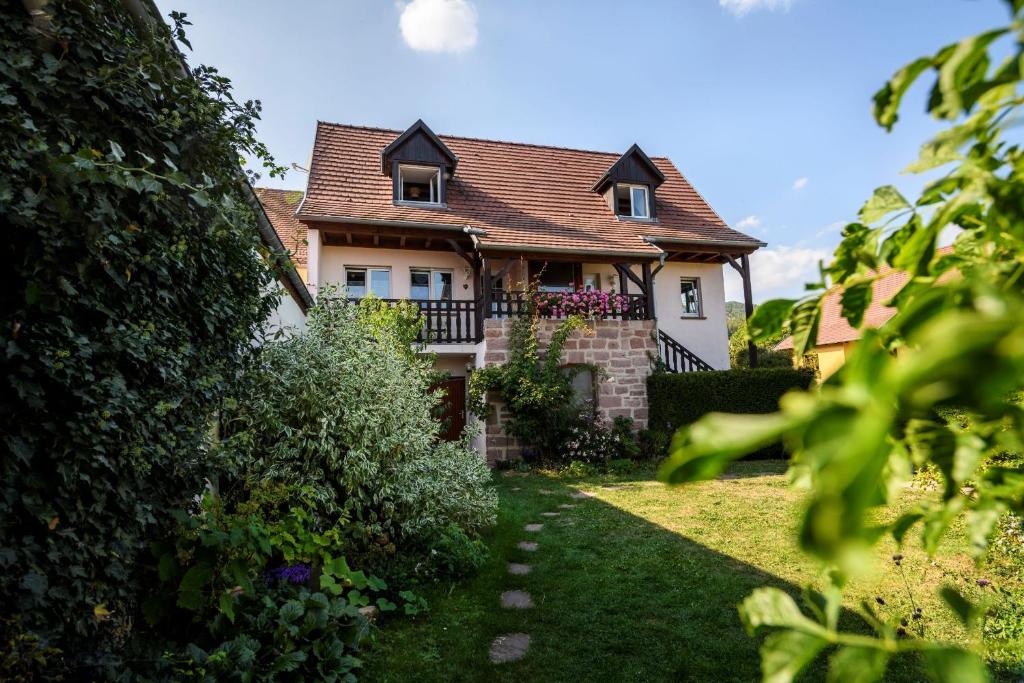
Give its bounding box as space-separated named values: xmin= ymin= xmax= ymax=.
xmin=647 ymin=368 xmax=816 ymax=459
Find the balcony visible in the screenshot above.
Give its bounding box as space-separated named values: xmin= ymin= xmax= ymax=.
xmin=353 ymin=290 xmax=651 ymax=345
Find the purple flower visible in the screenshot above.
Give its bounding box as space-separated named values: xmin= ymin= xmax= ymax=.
xmin=265 ymin=562 xmax=312 ymax=585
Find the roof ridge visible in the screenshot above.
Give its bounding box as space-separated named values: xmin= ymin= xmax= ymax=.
xmin=315 ymin=119 xmax=671 ymax=160
xmin=254 ymin=187 xmax=304 ymax=194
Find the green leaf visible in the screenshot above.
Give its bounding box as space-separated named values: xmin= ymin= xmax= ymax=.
xmin=107 ymin=140 xmax=125 ymax=162
xmin=966 ymin=506 xmax=1002 ymax=556
xmin=660 ymin=412 xmax=802 ymax=484
xmin=760 ymin=630 xmax=828 ymax=683
xmin=158 ymin=553 xmax=178 ymax=582
xmin=739 ymin=587 xmax=828 ymax=637
xmin=932 ymin=29 xmax=1008 ymax=120
xmin=375 ymin=597 xmax=397 ymax=612
xmin=859 ymin=186 xmax=911 ymax=224
xmin=218 ymin=591 xmax=236 ymax=623
xmin=828 ymin=646 xmax=889 ymax=683
xmin=922 ymin=647 xmax=989 ymax=683
xmin=840 ymin=280 xmax=874 ymax=329
xmin=278 ymin=599 xmax=304 ymax=623
xmin=874 ymin=57 xmax=933 ymax=131
xmin=788 ymin=298 xmax=822 ymax=358
xmin=748 ymin=299 xmax=796 ymax=341
xmin=176 ymin=563 xmax=213 ymax=611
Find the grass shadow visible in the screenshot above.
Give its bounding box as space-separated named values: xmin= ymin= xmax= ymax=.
xmin=364 ymin=464 xmax=934 ymax=682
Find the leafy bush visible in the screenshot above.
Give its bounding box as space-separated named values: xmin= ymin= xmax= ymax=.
xmin=0 ymin=2 xmax=282 ymax=670
xmin=647 ymin=368 xmax=816 ymax=458
xmin=426 ymin=524 xmax=490 ymax=580
xmin=728 ymin=320 xmax=794 ymax=368
xmin=219 ymin=288 xmax=497 ymax=572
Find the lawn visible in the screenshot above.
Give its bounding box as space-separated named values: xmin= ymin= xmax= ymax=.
xmin=365 ymin=461 xmax=1023 ymax=682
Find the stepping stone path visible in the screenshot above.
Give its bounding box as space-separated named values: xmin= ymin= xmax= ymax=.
xmin=501 ymin=590 xmax=534 ymax=609
xmin=490 ymin=633 xmax=530 ymax=663
xmin=494 ymin=484 xmax=591 ymax=665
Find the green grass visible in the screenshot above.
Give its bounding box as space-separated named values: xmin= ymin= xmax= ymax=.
xmin=365 ymin=461 xmax=1023 ymax=682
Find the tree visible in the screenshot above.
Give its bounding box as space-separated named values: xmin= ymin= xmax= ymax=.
xmin=660 ymin=2 xmax=1024 ymax=680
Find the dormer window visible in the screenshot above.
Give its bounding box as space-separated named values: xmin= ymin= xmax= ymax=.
xmin=616 ymin=184 xmax=649 ymax=219
xmin=398 ymin=164 xmax=441 ymax=204
xmin=592 ymin=143 xmax=665 ymax=221
xmin=381 ymin=120 xmax=459 ymax=209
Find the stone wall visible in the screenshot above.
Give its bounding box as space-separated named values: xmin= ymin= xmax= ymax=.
xmin=480 ymin=318 xmax=657 ymax=464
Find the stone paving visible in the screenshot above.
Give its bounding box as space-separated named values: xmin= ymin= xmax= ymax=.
xmin=489 ymin=486 xmax=589 ymax=665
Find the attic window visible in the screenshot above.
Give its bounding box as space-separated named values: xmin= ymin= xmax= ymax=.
xmin=616 ymin=184 xmax=649 ymax=218
xmin=398 ymin=164 xmax=440 ymax=204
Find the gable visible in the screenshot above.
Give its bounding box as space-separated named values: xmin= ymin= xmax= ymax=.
xmin=381 ymin=120 xmax=458 ymax=176
xmin=592 ymin=144 xmax=666 ymax=193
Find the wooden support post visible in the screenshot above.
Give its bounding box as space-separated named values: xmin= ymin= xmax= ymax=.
xmin=481 ymin=257 xmax=492 ymax=323
xmin=615 ymin=264 xmax=628 ymax=295
xmin=741 ymin=254 xmax=758 ymax=368
xmin=473 ymin=261 xmax=483 ymax=340
xmin=641 ymin=262 xmax=655 ymax=320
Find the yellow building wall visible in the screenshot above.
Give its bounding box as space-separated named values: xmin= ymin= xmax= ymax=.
xmin=815 ymin=342 xmax=856 ymax=379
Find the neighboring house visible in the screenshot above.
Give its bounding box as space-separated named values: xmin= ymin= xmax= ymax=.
xmin=775 ymin=247 xmax=952 ymax=378
xmin=253 ymin=187 xmax=312 ymax=335
xmin=258 ymin=119 xmax=764 ymax=462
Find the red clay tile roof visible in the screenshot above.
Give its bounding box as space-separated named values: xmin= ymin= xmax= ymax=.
xmin=776 ymin=246 xmax=954 ymax=350
xmin=255 ymin=188 xmax=307 ymax=267
xmin=299 ymin=122 xmax=762 ymax=256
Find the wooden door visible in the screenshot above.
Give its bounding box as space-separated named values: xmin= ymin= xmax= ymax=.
xmin=434 ymin=377 xmax=466 ymax=441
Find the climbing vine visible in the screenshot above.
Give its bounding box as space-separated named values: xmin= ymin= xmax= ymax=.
xmin=469 ymin=288 xmax=592 ymax=460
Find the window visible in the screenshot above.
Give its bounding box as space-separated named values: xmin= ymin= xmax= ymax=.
xmin=398 ymin=164 xmax=440 ymax=204
xmin=565 ymin=366 xmax=596 ymax=408
xmin=680 ymin=277 xmax=702 ymax=317
xmin=345 ymin=267 xmax=390 ymax=298
xmin=616 ymin=183 xmax=649 ymax=218
xmin=410 ymin=269 xmax=453 ymax=299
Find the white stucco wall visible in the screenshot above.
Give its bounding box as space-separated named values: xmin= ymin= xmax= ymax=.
xmin=651 ymin=262 xmax=730 ymax=370
xmin=319 ymin=246 xmax=478 ymax=300
xmin=261 ymin=281 xmax=308 ymax=340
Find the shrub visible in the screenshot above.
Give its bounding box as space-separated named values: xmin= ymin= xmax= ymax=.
xmin=219 ymin=288 xmax=497 ymax=572
xmin=1 ymin=2 xmax=282 ymax=670
xmin=647 ymin=368 xmax=816 ymax=458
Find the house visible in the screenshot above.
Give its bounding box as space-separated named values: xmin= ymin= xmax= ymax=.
xmin=258 ymin=120 xmax=764 ymax=462
xmin=775 ymin=246 xmax=953 ymax=378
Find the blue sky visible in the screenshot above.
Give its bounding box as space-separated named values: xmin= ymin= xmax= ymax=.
xmin=155 ymin=0 xmax=1010 ymax=301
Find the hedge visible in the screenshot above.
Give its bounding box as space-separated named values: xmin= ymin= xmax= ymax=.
xmin=647 ymin=368 xmax=816 ymax=459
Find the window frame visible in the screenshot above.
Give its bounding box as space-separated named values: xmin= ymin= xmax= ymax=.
xmin=410 ymin=267 xmax=455 ymax=300
xmin=679 ymin=276 xmax=703 ymax=318
xmin=395 ymin=163 xmax=443 ymax=206
xmin=344 ymin=266 xmax=392 ymax=299
xmin=615 ymin=182 xmax=652 ymax=219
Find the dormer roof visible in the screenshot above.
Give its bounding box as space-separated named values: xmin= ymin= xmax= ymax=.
xmin=380 ymin=119 xmax=458 ymax=176
xmin=591 ymin=143 xmax=666 ymax=193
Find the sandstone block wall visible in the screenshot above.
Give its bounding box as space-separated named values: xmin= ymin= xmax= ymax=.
xmin=480 ymin=318 xmax=656 ymax=464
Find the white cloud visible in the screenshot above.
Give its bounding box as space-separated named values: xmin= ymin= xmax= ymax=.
xmin=720 ymin=0 xmax=794 ymax=18
xmin=736 ymin=215 xmax=762 ymax=231
xmin=792 ymin=176 xmax=809 ymax=190
xmin=724 ymin=245 xmax=828 ymax=302
xmin=399 ymin=0 xmax=478 ymax=54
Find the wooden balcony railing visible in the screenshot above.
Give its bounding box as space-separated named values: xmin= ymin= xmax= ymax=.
xmin=491 ymin=291 xmax=649 ymax=320
xmin=350 ymin=298 xmax=481 ymax=344
xmin=351 ymin=291 xmax=653 ymax=344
